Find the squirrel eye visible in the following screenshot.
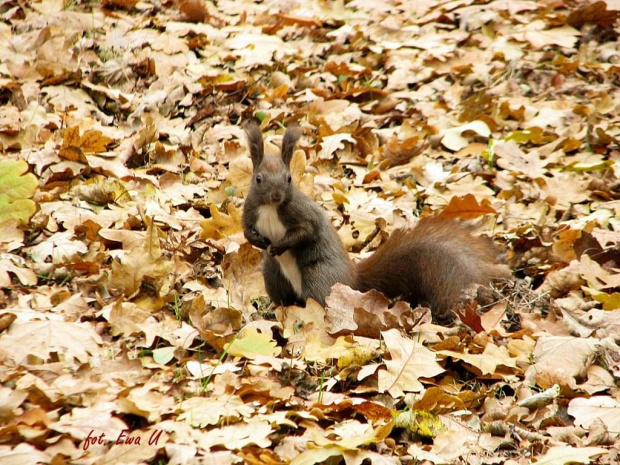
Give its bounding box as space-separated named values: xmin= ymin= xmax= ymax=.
xmin=256 ymin=174 xmax=263 ymax=184
xmin=287 ymin=174 xmax=292 ymax=183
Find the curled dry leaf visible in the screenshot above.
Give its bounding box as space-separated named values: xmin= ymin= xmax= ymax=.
xmin=441 ymin=121 xmax=491 ymax=152
xmin=189 ymin=299 xmax=243 ymax=351
xmin=325 ymin=283 xmax=428 ymax=338
xmin=524 ymin=336 xmax=600 ymax=389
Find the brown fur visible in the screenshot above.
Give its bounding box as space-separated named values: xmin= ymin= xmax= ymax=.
xmin=243 ymin=122 xmax=511 ymax=321
xmin=355 ymin=217 xmax=511 ymax=321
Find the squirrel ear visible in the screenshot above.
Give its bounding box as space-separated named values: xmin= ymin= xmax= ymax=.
xmin=281 ymin=125 xmax=301 ymax=167
xmin=244 ymin=120 xmax=264 ymax=167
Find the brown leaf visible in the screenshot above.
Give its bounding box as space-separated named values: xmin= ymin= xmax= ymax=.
xmin=62 ymin=126 xmax=81 ymax=148
xmin=199 ymin=203 xmax=243 ymax=240
xmin=0 ymin=312 xmax=16 ymax=332
xmin=324 ymin=284 xmax=428 ymax=338
xmin=189 ymin=298 xmax=243 ymax=351
xmin=568 ymin=1 xmax=619 ymax=29
xmin=175 ymin=0 xmax=209 ymax=22
xmin=102 ymin=0 xmax=139 ymax=9
xmin=438 ymin=194 xmax=497 ymax=221
xmin=411 ymin=387 xmax=467 ymax=414
xmin=455 ymin=302 xmax=484 ymax=333
xmin=221 ymin=243 xmax=265 ymax=314
xmin=380 ymin=135 xmax=426 ymax=167
xmin=79 ymin=129 xmax=114 ymax=153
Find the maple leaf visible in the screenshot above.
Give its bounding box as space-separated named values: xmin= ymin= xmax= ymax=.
xmin=524 ymin=336 xmax=601 ymax=389
xmin=177 ymin=395 xmax=253 ymax=427
xmin=533 ymin=446 xmax=609 ymax=465
xmin=568 ymin=397 xmax=620 ymax=434
xmin=0 ymin=253 xmax=37 ymax=286
xmin=439 ymin=343 xmax=518 ymax=377
xmin=197 ymin=419 xmax=273 ymax=450
xmin=108 ymin=218 xmax=172 ymax=297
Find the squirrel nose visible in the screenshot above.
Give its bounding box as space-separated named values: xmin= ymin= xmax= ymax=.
xmin=271 ymin=191 xmax=282 ymax=203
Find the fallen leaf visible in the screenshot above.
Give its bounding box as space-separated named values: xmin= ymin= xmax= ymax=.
xmin=567 ymin=396 xmax=620 ymax=434
xmin=533 ymin=445 xmax=608 ymax=465
xmin=441 ymin=121 xmax=491 ymax=151
xmin=378 ymin=329 xmax=445 ymax=397
xmin=226 ymin=327 xmax=281 ymax=359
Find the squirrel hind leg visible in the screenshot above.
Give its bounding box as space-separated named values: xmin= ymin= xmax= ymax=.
xmin=301 ymin=257 xmax=356 ymax=306
xmin=263 ymin=255 xmax=304 ymax=306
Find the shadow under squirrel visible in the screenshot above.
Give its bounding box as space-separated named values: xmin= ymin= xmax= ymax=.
xmin=241 ymin=122 xmax=511 ymax=322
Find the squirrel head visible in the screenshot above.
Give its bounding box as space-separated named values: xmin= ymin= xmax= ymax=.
xmin=245 ymin=121 xmax=301 ymax=206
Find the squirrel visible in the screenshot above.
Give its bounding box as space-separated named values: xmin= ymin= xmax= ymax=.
xmin=241 ymin=122 xmax=511 ymax=322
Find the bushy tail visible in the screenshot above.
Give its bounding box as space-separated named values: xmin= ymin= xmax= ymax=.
xmin=355 ymin=217 xmax=511 ymax=321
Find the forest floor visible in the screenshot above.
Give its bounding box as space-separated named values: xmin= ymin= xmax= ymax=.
xmin=0 ymin=0 xmax=619 ymax=464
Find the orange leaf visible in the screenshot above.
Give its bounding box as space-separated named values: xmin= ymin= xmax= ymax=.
xmin=62 ymin=126 xmax=81 ymax=148
xmin=79 ymin=130 xmax=114 ymax=153
xmin=455 ymin=302 xmax=483 ymax=333
xmin=438 ymin=194 xmax=497 ymax=221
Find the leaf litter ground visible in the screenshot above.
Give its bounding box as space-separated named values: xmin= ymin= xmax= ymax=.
xmin=0 ymin=0 xmax=619 ymax=464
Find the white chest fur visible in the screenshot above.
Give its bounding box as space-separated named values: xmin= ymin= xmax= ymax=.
xmin=255 ymin=205 xmax=303 ymax=297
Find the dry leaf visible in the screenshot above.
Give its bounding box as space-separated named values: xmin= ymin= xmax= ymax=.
xmin=378 ymin=329 xmax=445 ymax=397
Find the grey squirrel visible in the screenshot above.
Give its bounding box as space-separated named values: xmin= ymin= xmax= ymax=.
xmin=241 ymin=122 xmax=511 ymax=321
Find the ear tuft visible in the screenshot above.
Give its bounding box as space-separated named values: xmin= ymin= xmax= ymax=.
xmin=281 ymin=125 xmax=301 ymax=167
xmin=244 ymin=120 xmax=264 ymax=167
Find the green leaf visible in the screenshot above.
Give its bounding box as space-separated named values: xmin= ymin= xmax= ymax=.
xmin=152 ymin=346 xmax=176 ymax=365
xmin=0 ymin=160 xmax=37 ymax=224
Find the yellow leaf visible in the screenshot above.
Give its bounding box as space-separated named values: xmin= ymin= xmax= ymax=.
xmin=226 ymin=327 xmax=280 ymax=359
xmin=0 ymin=159 xmax=37 ymax=224
xmin=79 ymin=129 xmax=114 ymax=153
xmin=394 ymin=410 xmax=445 ymax=438
xmin=582 ymin=286 xmax=620 ymax=310
xmin=199 ymin=203 xmax=242 ymax=240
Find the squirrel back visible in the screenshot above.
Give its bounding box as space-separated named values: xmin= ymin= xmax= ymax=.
xmin=242 ymin=122 xmax=510 ymax=320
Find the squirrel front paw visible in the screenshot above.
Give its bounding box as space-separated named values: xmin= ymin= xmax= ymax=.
xmin=269 ymin=243 xmax=287 ymax=256
xmin=246 ymin=228 xmax=270 ymax=249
